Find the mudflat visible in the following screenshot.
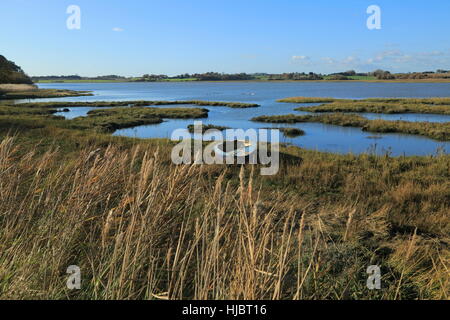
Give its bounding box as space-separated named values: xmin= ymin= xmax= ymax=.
xmin=0 ymin=83 xmax=37 ymax=92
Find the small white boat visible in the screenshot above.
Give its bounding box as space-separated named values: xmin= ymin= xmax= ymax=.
xmin=213 ymin=139 xmax=257 ymax=159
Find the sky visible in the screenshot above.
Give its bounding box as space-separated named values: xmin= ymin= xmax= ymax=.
xmin=1 ymin=0 xmax=450 ymax=76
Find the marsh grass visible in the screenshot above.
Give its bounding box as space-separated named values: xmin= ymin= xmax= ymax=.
xmin=363 ymin=98 xmax=450 ymax=105
xmin=0 ymin=84 xmax=37 ymax=92
xmin=0 ymin=89 xmax=93 ymax=100
xmin=279 ymin=127 xmax=305 ymax=137
xmin=263 ymin=127 xmax=305 ymax=137
xmin=86 ymin=107 xmax=209 ymax=119
xmin=0 ymin=128 xmax=448 ymax=300
xmin=0 ymin=106 xmax=58 ymax=115
xmin=278 ymin=96 xmax=450 ymax=106
xmin=187 ymin=124 xmax=230 ymax=133
xmin=15 ymin=100 xmax=260 ymax=109
xmin=0 ymin=106 xmax=209 ymax=133
xmin=277 ymin=97 xmax=342 ymax=103
xmin=72 ymin=107 xmax=209 ymax=132
xmin=296 ymin=101 xmax=450 ymax=115
xmin=252 ymin=113 xmax=450 ymax=141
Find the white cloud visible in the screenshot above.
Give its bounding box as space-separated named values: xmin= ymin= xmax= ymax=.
xmin=292 ymin=55 xmax=310 ymax=61
xmin=320 ymin=56 xmax=361 ymax=67
xmin=287 ymin=50 xmax=450 ymax=73
xmin=112 ymin=27 xmax=124 ymax=32
xmin=343 ymin=56 xmax=359 ymax=64
xmin=322 ymin=57 xmax=336 ymax=64
xmin=365 ymin=50 xmax=450 ymax=69
xmin=370 ymin=50 xmax=403 ymax=63
xmin=417 ymin=51 xmax=444 ymax=57
xmin=291 ymin=56 xmax=312 ymax=66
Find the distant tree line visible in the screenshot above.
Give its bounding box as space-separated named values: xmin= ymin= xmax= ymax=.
xmin=30 ymin=69 xmax=450 ymax=83
xmin=132 ymin=72 xmax=254 ymax=81
xmin=0 ymin=55 xmax=33 ymax=84
xmin=326 ymin=69 xmax=450 ymax=80
xmin=370 ymin=69 xmax=395 ymax=80
xmin=189 ymin=72 xmax=254 ymax=81
xmin=32 ymin=75 xmax=127 ymax=81
xmin=369 ymin=69 xmax=450 ymax=80
xmin=394 ymin=71 xmax=450 ymax=79
xmin=135 ymin=74 xmax=168 ymax=81
xmin=268 ymin=72 xmax=323 ymax=80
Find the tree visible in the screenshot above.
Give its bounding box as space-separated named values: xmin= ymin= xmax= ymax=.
xmin=328 ymin=74 xmax=349 ymax=80
xmin=343 ymin=70 xmax=356 ymax=76
xmin=372 ymin=69 xmax=394 ymax=80
xmin=0 ymin=55 xmax=33 ymax=84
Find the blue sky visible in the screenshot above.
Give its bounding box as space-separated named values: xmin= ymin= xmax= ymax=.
xmin=1 ymin=0 xmax=450 ymax=76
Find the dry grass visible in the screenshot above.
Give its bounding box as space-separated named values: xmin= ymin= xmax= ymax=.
xmin=0 ymin=84 xmax=37 ymax=92
xmin=277 ymin=97 xmax=343 ymax=103
xmin=187 ymin=124 xmax=230 ymax=133
xmin=14 ymin=100 xmax=260 ymax=109
xmin=0 ymin=89 xmax=93 ymax=100
xmin=267 ymin=127 xmax=305 ymax=137
xmin=278 ymin=97 xmax=450 ymax=106
xmin=0 ymin=132 xmax=448 ymax=300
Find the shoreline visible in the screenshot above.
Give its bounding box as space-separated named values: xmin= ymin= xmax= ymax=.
xmin=34 ymin=79 xmax=450 ymax=84
xmin=0 ymin=83 xmax=37 ymax=92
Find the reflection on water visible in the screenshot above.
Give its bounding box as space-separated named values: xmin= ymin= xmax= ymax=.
xmin=113 ymin=119 xmax=448 ymax=156
xmin=34 ymin=82 xmax=450 ymax=156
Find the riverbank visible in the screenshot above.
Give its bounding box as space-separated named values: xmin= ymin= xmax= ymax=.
xmin=16 ymin=100 xmax=259 ymax=109
xmin=0 ymin=84 xmax=93 ymax=100
xmin=0 ymin=83 xmax=37 ymax=92
xmin=33 ymin=78 xmax=450 ymax=84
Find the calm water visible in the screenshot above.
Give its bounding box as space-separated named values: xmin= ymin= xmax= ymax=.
xmin=34 ymin=82 xmax=450 ymax=156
